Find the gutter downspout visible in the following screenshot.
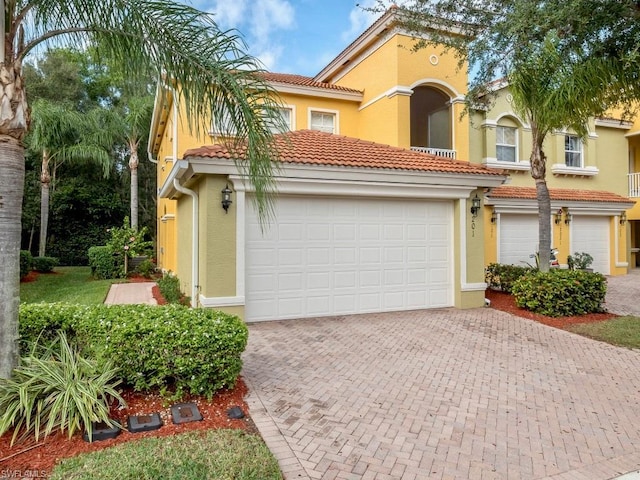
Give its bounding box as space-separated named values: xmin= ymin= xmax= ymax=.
xmin=173 ymin=179 xmax=199 ymax=308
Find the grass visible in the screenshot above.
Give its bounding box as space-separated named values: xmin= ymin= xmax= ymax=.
xmin=569 ymin=316 xmax=640 ymax=349
xmin=49 ymin=429 xmax=283 ymax=480
xmin=20 ymin=266 xmax=114 ymax=304
xmin=18 ymin=266 xmax=281 ymax=480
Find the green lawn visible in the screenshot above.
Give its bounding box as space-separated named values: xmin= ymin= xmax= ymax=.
xmin=50 ymin=429 xmax=283 ymax=480
xmin=569 ymin=316 xmax=640 ymax=349
xmin=20 ymin=266 xmax=114 ymax=304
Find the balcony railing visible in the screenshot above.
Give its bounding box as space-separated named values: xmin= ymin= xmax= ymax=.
xmin=629 ymin=173 xmax=640 ymax=198
xmin=410 ymin=146 xmax=457 ymax=159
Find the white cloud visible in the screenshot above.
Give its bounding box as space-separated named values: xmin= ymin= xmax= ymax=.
xmin=208 ymin=0 xmax=248 ymax=26
xmin=341 ymin=0 xmax=379 ymax=43
xmin=251 ymin=0 xmax=295 ymax=40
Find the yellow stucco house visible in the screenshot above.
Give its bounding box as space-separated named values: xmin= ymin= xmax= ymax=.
xmin=149 ymin=8 xmax=635 ymax=322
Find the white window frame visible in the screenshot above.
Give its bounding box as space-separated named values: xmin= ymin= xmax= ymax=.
xmin=565 ymin=135 xmax=583 ymax=167
xmin=211 ymin=106 xmax=238 ymax=136
xmin=267 ymin=105 xmax=296 ymax=133
xmin=308 ymin=108 xmax=339 ymax=134
xmin=496 ymin=125 xmax=517 ymax=162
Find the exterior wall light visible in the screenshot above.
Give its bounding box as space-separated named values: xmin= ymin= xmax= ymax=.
xmin=564 ymin=207 xmax=572 ymax=225
xmin=620 ymin=211 xmax=627 ymax=225
xmin=221 ymin=184 xmax=233 ymax=213
xmin=470 ymin=194 xmax=481 ymax=218
xmin=554 ymin=208 xmax=563 ymax=225
xmin=490 ymin=208 xmax=497 ymax=224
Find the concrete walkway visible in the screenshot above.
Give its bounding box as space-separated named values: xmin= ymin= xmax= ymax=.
xmin=103 ymin=282 xmax=157 ymax=305
xmin=243 ymin=278 xmax=640 ymax=480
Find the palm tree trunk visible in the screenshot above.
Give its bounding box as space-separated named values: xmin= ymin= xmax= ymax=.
xmin=129 ymin=147 xmax=139 ymax=231
xmin=38 ymin=149 xmax=51 ymax=257
xmin=531 ymin=127 xmax=551 ymax=272
xmin=0 ymin=59 xmax=30 ymax=379
xmin=0 ymin=140 xmax=25 ymax=379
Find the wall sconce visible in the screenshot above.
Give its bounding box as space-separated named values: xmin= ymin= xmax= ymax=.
xmin=620 ymin=211 xmax=627 ymax=225
xmin=554 ymin=208 xmax=563 ymax=225
xmin=470 ymin=194 xmax=481 ymax=218
xmin=564 ymin=207 xmax=572 ymax=225
xmin=221 ymin=184 xmax=233 ymax=213
xmin=490 ymin=208 xmax=497 ymax=224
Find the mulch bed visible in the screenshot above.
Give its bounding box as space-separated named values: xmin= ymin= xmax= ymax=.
xmin=0 ymin=379 xmax=255 ymax=475
xmin=485 ymin=289 xmax=617 ymax=329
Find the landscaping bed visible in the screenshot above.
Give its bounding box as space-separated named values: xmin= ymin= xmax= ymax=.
xmin=486 ymin=288 xmax=617 ymax=329
xmin=0 ymin=379 xmax=256 ymax=475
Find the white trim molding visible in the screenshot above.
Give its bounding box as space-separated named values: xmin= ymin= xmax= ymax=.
xmin=359 ymin=85 xmax=414 ymax=111
xmin=199 ymin=295 xmax=245 ymax=308
xmin=551 ymin=164 xmax=599 ymax=177
xmin=483 ymin=158 xmax=531 ymax=172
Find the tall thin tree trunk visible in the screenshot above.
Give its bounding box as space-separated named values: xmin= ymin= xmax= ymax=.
xmin=530 ymin=126 xmax=551 ymax=272
xmin=0 ymin=139 xmax=26 ymax=379
xmin=0 ymin=59 xmax=31 ymax=379
xmin=129 ymin=144 xmax=139 ymax=231
xmin=38 ymin=149 xmax=50 ymax=257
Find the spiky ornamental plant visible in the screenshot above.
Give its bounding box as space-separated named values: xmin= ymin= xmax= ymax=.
xmin=0 ymin=0 xmax=286 ymax=378
xmin=0 ymin=332 xmax=125 ymax=445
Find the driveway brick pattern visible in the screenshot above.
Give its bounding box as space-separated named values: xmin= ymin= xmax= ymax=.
xmin=243 ymin=308 xmax=640 ymax=479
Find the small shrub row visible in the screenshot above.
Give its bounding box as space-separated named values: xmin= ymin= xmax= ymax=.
xmin=157 ymin=272 xmax=188 ymax=304
xmin=33 ymin=256 xmax=59 ymax=273
xmin=511 ymin=269 xmax=607 ymax=317
xmin=19 ymin=303 xmax=248 ymax=399
xmin=485 ymin=263 xmax=532 ymax=294
xmin=19 ymin=251 xmax=59 ymax=278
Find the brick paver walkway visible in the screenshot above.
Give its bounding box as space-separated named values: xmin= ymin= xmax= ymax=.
xmin=243 ymin=307 xmax=640 ymax=479
xmin=604 ymin=270 xmax=640 ymax=316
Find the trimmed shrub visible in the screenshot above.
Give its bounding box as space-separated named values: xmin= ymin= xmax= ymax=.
xmin=511 ymin=269 xmax=607 ymax=317
xmin=32 ymin=256 xmax=59 ymax=273
xmin=20 ymin=250 xmax=33 ymax=279
xmin=88 ymin=245 xmax=117 ymax=280
xmin=135 ymin=258 xmax=157 ymax=278
xmin=485 ymin=263 xmax=532 ymax=294
xmin=18 ymin=304 xmax=248 ymax=400
xmin=157 ymin=272 xmax=186 ymax=304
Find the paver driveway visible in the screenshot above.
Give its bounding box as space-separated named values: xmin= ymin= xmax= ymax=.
xmin=242 ymin=307 xmax=640 ymax=480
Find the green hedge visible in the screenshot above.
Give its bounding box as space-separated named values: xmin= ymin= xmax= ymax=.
xmin=32 ymin=256 xmax=59 ymax=273
xmin=485 ymin=263 xmax=532 ymax=294
xmin=511 ymin=269 xmax=607 ymax=317
xmin=88 ymin=245 xmax=117 ymax=280
xmin=20 ymin=250 xmax=33 ymax=279
xmin=19 ymin=304 xmax=248 ymax=399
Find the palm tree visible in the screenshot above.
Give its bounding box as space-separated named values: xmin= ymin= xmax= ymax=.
xmin=0 ymin=0 xmax=284 ymax=379
xmin=28 ymin=99 xmax=113 ymax=257
xmin=113 ymin=94 xmax=154 ymax=231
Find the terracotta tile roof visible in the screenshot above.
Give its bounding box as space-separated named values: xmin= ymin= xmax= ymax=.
xmin=260 ymin=72 xmax=362 ymax=94
xmin=184 ymin=130 xmax=502 ymax=176
xmin=488 ymin=186 xmax=631 ymax=203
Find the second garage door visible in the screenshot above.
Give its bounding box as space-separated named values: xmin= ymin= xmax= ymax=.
xmin=499 ymin=214 xmax=540 ymax=267
xmin=245 ymin=195 xmax=453 ymax=322
xmin=571 ymin=216 xmax=610 ymax=274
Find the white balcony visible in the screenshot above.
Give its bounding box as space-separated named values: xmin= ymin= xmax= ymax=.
xmin=629 ymin=173 xmax=640 ymax=198
xmin=410 ymin=146 xmax=457 ymax=159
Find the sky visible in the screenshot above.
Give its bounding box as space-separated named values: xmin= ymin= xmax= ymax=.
xmin=189 ymin=0 xmax=386 ymax=77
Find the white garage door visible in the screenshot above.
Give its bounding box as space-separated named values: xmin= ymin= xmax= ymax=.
xmin=571 ymin=216 xmax=610 ymax=274
xmin=499 ymin=214 xmax=540 ymax=267
xmin=245 ymin=195 xmax=453 ymax=322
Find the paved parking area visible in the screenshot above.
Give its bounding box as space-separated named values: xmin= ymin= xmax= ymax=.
xmin=243 ymin=306 xmax=640 ymax=480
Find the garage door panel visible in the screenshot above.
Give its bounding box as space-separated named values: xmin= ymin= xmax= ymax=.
xmin=571 ymin=217 xmax=609 ymax=274
xmin=245 ymin=196 xmax=453 ymax=321
xmin=500 ymin=214 xmax=540 ymax=266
